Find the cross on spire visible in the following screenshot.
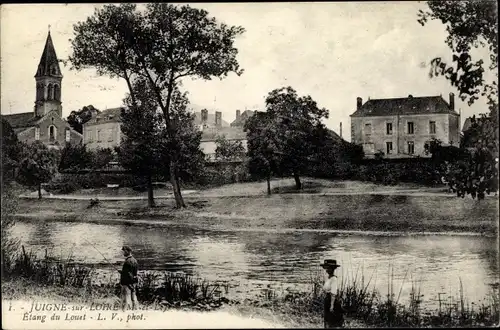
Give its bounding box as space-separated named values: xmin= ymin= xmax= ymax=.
xmin=48 ymin=24 xmax=51 ymax=33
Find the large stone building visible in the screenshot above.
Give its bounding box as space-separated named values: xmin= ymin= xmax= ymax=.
xmin=350 ymin=93 xmax=461 ymax=158
xmin=82 ymin=107 xmax=123 ymax=150
xmin=197 ymin=109 xmax=254 ymax=161
xmin=2 ymin=31 xmax=82 ymax=148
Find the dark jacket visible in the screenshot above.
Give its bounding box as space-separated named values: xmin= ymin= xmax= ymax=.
xmin=120 ymin=255 xmax=138 ymax=285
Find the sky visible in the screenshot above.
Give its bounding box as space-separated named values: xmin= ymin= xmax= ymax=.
xmin=0 ymin=2 xmax=495 ymax=141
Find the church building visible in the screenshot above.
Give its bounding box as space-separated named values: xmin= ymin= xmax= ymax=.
xmin=2 ymin=31 xmax=83 ymax=148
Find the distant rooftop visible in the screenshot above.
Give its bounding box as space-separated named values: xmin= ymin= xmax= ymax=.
xmin=351 ymin=94 xmax=457 ymax=117
xmin=85 ymin=107 xmax=124 ymax=125
xmin=201 ymin=126 xmax=247 ymax=142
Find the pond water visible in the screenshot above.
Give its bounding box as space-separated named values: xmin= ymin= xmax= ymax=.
xmin=11 ymin=219 xmax=499 ymax=310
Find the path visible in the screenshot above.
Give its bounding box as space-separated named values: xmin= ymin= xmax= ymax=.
xmin=19 ymin=189 xmax=497 ymax=200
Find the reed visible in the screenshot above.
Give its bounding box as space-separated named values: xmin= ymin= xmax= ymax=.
xmin=262 ymin=264 xmax=499 ymax=327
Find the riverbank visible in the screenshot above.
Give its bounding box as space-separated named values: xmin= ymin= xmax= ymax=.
xmin=14 ymin=192 xmax=498 ymax=235
xmin=1 ymin=277 xmax=317 ymax=328
xmin=2 ymin=268 xmax=498 ymax=328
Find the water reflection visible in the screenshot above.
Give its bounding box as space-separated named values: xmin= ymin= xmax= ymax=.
xmin=10 ymin=220 xmax=498 ymax=308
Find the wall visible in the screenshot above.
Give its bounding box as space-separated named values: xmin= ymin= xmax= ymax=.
xmin=84 ymin=121 xmax=121 ymax=150
xmin=200 ymin=139 xmax=248 ymax=160
xmin=448 ymin=114 xmax=460 ymax=146
xmin=16 ymin=112 xmax=82 ymax=148
xmin=351 ymin=113 xmax=454 ymax=158
xmin=200 ymin=141 xmax=217 ymax=159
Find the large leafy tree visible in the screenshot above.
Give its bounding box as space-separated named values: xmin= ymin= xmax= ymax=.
xmin=69 ymin=3 xmax=244 ymax=208
xmin=264 ymin=87 xmax=329 ymax=190
xmin=244 ymin=111 xmax=282 ymax=195
xmin=17 ymin=141 xmax=60 ymax=199
xmin=118 ymin=79 xmax=164 ymax=208
xmin=118 ymin=79 xmax=204 ymax=207
xmin=418 ymin=1 xmax=499 ymax=199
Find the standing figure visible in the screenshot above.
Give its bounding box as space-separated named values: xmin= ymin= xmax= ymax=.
xmin=321 ymin=259 xmax=344 ymax=328
xmin=119 ymin=246 xmax=138 ymax=311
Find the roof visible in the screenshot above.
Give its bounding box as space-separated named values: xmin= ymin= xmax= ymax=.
xmin=350 ymin=95 xmax=457 ymax=117
xmin=327 ymin=128 xmax=342 ymax=141
xmin=201 ymin=126 xmax=247 ymax=142
xmin=231 ymin=110 xmax=256 ymax=127
xmin=35 ymin=32 xmax=62 ymax=78
xmin=2 ymin=112 xmax=37 ymax=129
xmin=193 ymin=112 xmax=230 ymax=127
xmin=462 ymin=117 xmax=472 ymax=132
xmin=86 ymin=107 xmax=124 ymax=125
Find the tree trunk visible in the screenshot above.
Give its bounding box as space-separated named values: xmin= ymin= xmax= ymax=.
xmin=38 ymin=183 xmax=42 ymax=199
xmin=266 ymin=175 xmax=272 ymax=195
xmin=147 ymin=174 xmax=155 ymax=208
xmin=294 ymin=172 xmax=302 ymax=190
xmin=170 ymin=160 xmax=186 ymax=208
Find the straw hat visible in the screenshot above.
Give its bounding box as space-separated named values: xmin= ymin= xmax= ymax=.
xmin=321 ymin=259 xmax=341 ymax=269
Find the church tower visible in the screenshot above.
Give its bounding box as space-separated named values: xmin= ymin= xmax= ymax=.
xmin=34 ymin=31 xmax=63 ymax=118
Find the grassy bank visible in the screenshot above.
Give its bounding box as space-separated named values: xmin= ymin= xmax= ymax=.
xmin=15 ymin=191 xmax=498 ymax=234
xmin=2 ymin=248 xmax=498 ymax=328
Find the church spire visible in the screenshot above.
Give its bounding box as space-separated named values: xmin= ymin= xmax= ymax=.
xmin=35 ymin=30 xmax=62 ymax=78
xmin=34 ymin=30 xmax=63 ymax=118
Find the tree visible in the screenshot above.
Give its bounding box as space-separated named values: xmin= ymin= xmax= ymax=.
xmin=214 ymin=136 xmax=246 ymax=162
xmin=67 ymin=105 xmax=100 ymax=134
xmin=118 ymin=79 xmax=204 ymax=207
xmin=418 ymin=1 xmax=499 ymax=199
xmin=244 ymin=111 xmax=282 ymax=195
xmin=418 ymin=1 xmax=497 ymax=107
xmin=1 ymin=119 xmax=22 ymax=274
xmin=264 ymin=87 xmax=329 ymax=190
xmin=69 ymin=3 xmax=244 ymax=208
xmin=118 ymin=79 xmax=164 ymax=208
xmin=90 ymin=148 xmax=114 ymax=169
xmin=1 ymin=118 xmax=22 ymax=182
xmin=59 ymin=143 xmax=92 ymax=171
xmin=17 ymin=141 xmax=60 ymax=199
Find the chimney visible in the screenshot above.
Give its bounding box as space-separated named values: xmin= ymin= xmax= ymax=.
xmin=356 ymin=97 xmax=362 ymax=111
xmin=340 ymin=122 xmax=343 ymax=139
xmin=236 ymin=109 xmax=241 ymax=121
xmin=449 ymin=92 xmax=455 ymax=110
xmin=201 ymin=109 xmax=208 ymax=123
xmin=215 ymin=111 xmax=222 ymax=128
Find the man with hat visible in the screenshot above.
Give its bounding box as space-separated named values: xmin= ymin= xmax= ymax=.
xmin=321 ymin=259 xmax=343 ymax=328
xmin=119 ymin=246 xmax=138 ymax=311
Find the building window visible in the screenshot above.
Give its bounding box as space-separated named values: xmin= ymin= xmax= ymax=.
xmin=429 ymin=121 xmax=436 ymax=134
xmin=48 ymin=84 xmax=54 ymax=100
xmin=97 ymin=130 xmax=101 ymax=142
xmin=386 ymin=123 xmax=393 ymax=135
xmin=86 ymin=130 xmax=93 ymax=142
xmin=407 ymin=141 xmax=415 ymax=155
xmin=386 ymin=142 xmax=393 ymax=154
xmin=108 ymin=128 xmax=114 ymax=142
xmin=363 ymin=143 xmax=375 ymax=154
xmin=364 ymin=123 xmax=372 ymax=136
xmin=35 ymin=127 xmax=40 ymax=140
xmin=49 ymin=125 xmax=56 ymax=141
xmin=54 ymin=85 xmax=61 ymax=101
xmin=65 ymin=129 xmax=70 ymax=142
xmin=407 ymin=122 xmax=414 ymax=135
